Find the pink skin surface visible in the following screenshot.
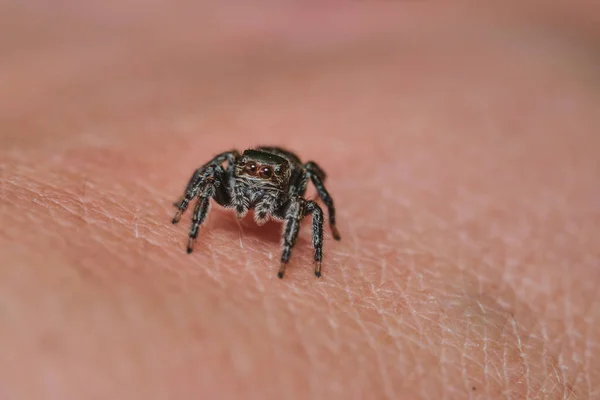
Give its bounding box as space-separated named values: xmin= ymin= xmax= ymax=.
xmin=1 ymin=2 xmax=600 ymax=399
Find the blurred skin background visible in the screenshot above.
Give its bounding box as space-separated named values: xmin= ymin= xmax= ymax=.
xmin=1 ymin=1 xmax=600 ymax=399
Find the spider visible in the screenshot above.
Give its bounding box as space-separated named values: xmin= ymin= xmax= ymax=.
xmin=171 ymin=146 xmax=341 ymax=278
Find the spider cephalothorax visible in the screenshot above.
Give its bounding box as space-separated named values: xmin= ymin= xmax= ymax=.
xmin=172 ymin=146 xmax=341 ymax=278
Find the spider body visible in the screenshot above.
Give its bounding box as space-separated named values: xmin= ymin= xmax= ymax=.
xmin=172 ymin=146 xmax=341 ymax=278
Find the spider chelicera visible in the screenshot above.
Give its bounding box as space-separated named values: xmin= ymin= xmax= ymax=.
xmin=171 ymin=146 xmax=341 ymax=278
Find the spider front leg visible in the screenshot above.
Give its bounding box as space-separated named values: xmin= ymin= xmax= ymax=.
xmin=171 ymin=150 xmax=238 ymax=224
xmin=179 ymin=163 xmax=233 ymax=253
xmin=278 ymin=199 xmax=303 ymax=278
xmin=278 ymin=198 xmax=324 ymax=278
xmin=186 ymin=195 xmax=210 ymax=253
xmin=304 ymin=161 xmax=341 ymax=241
xmin=171 ymin=167 xmax=215 ymax=224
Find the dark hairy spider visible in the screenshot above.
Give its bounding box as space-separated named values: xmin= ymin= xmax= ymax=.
xmin=171 ymin=146 xmax=341 ymax=278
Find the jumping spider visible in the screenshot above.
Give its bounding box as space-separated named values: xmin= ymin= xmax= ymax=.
xmin=172 ymin=146 xmax=341 ymax=278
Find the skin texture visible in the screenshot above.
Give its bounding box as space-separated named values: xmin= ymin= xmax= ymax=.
xmin=1 ymin=2 xmax=600 ymax=399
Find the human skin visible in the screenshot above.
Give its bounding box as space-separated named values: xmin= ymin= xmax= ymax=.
xmin=1 ymin=2 xmax=600 ymax=399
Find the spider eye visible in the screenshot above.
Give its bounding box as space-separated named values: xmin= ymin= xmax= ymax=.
xmin=259 ymin=166 xmax=273 ymax=179
xmin=245 ymin=162 xmax=257 ymax=174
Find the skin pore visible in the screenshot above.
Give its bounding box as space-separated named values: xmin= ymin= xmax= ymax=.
xmin=1 ymin=2 xmax=599 ymax=399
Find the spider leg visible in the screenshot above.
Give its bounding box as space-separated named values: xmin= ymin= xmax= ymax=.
xmin=304 ymin=200 xmax=324 ymax=277
xmin=278 ymin=199 xmax=303 ymax=278
xmin=186 ymin=195 xmax=211 ymax=253
xmin=277 ymin=199 xmax=325 ymax=278
xmin=172 ymin=150 xmax=238 ymax=224
xmin=185 ymin=161 xmax=235 ymax=253
xmin=304 ymin=161 xmax=341 ymax=240
xmin=171 ymin=170 xmax=212 ymax=224
xmin=290 ymin=168 xmax=309 ymax=197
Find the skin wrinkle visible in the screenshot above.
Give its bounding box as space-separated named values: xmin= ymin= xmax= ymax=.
xmin=286 ymin=294 xmax=318 ymax=397
xmin=347 ymin=219 xmax=397 ymax=399
xmin=511 ymin=318 xmax=530 ymax=398
xmin=336 ymin=228 xmax=389 ymax=397
xmin=336 ymin=203 xmax=564 ymax=396
xmin=2 ymin=186 xmax=580 ymax=398
xmin=582 ymin=320 xmax=593 ymax=396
